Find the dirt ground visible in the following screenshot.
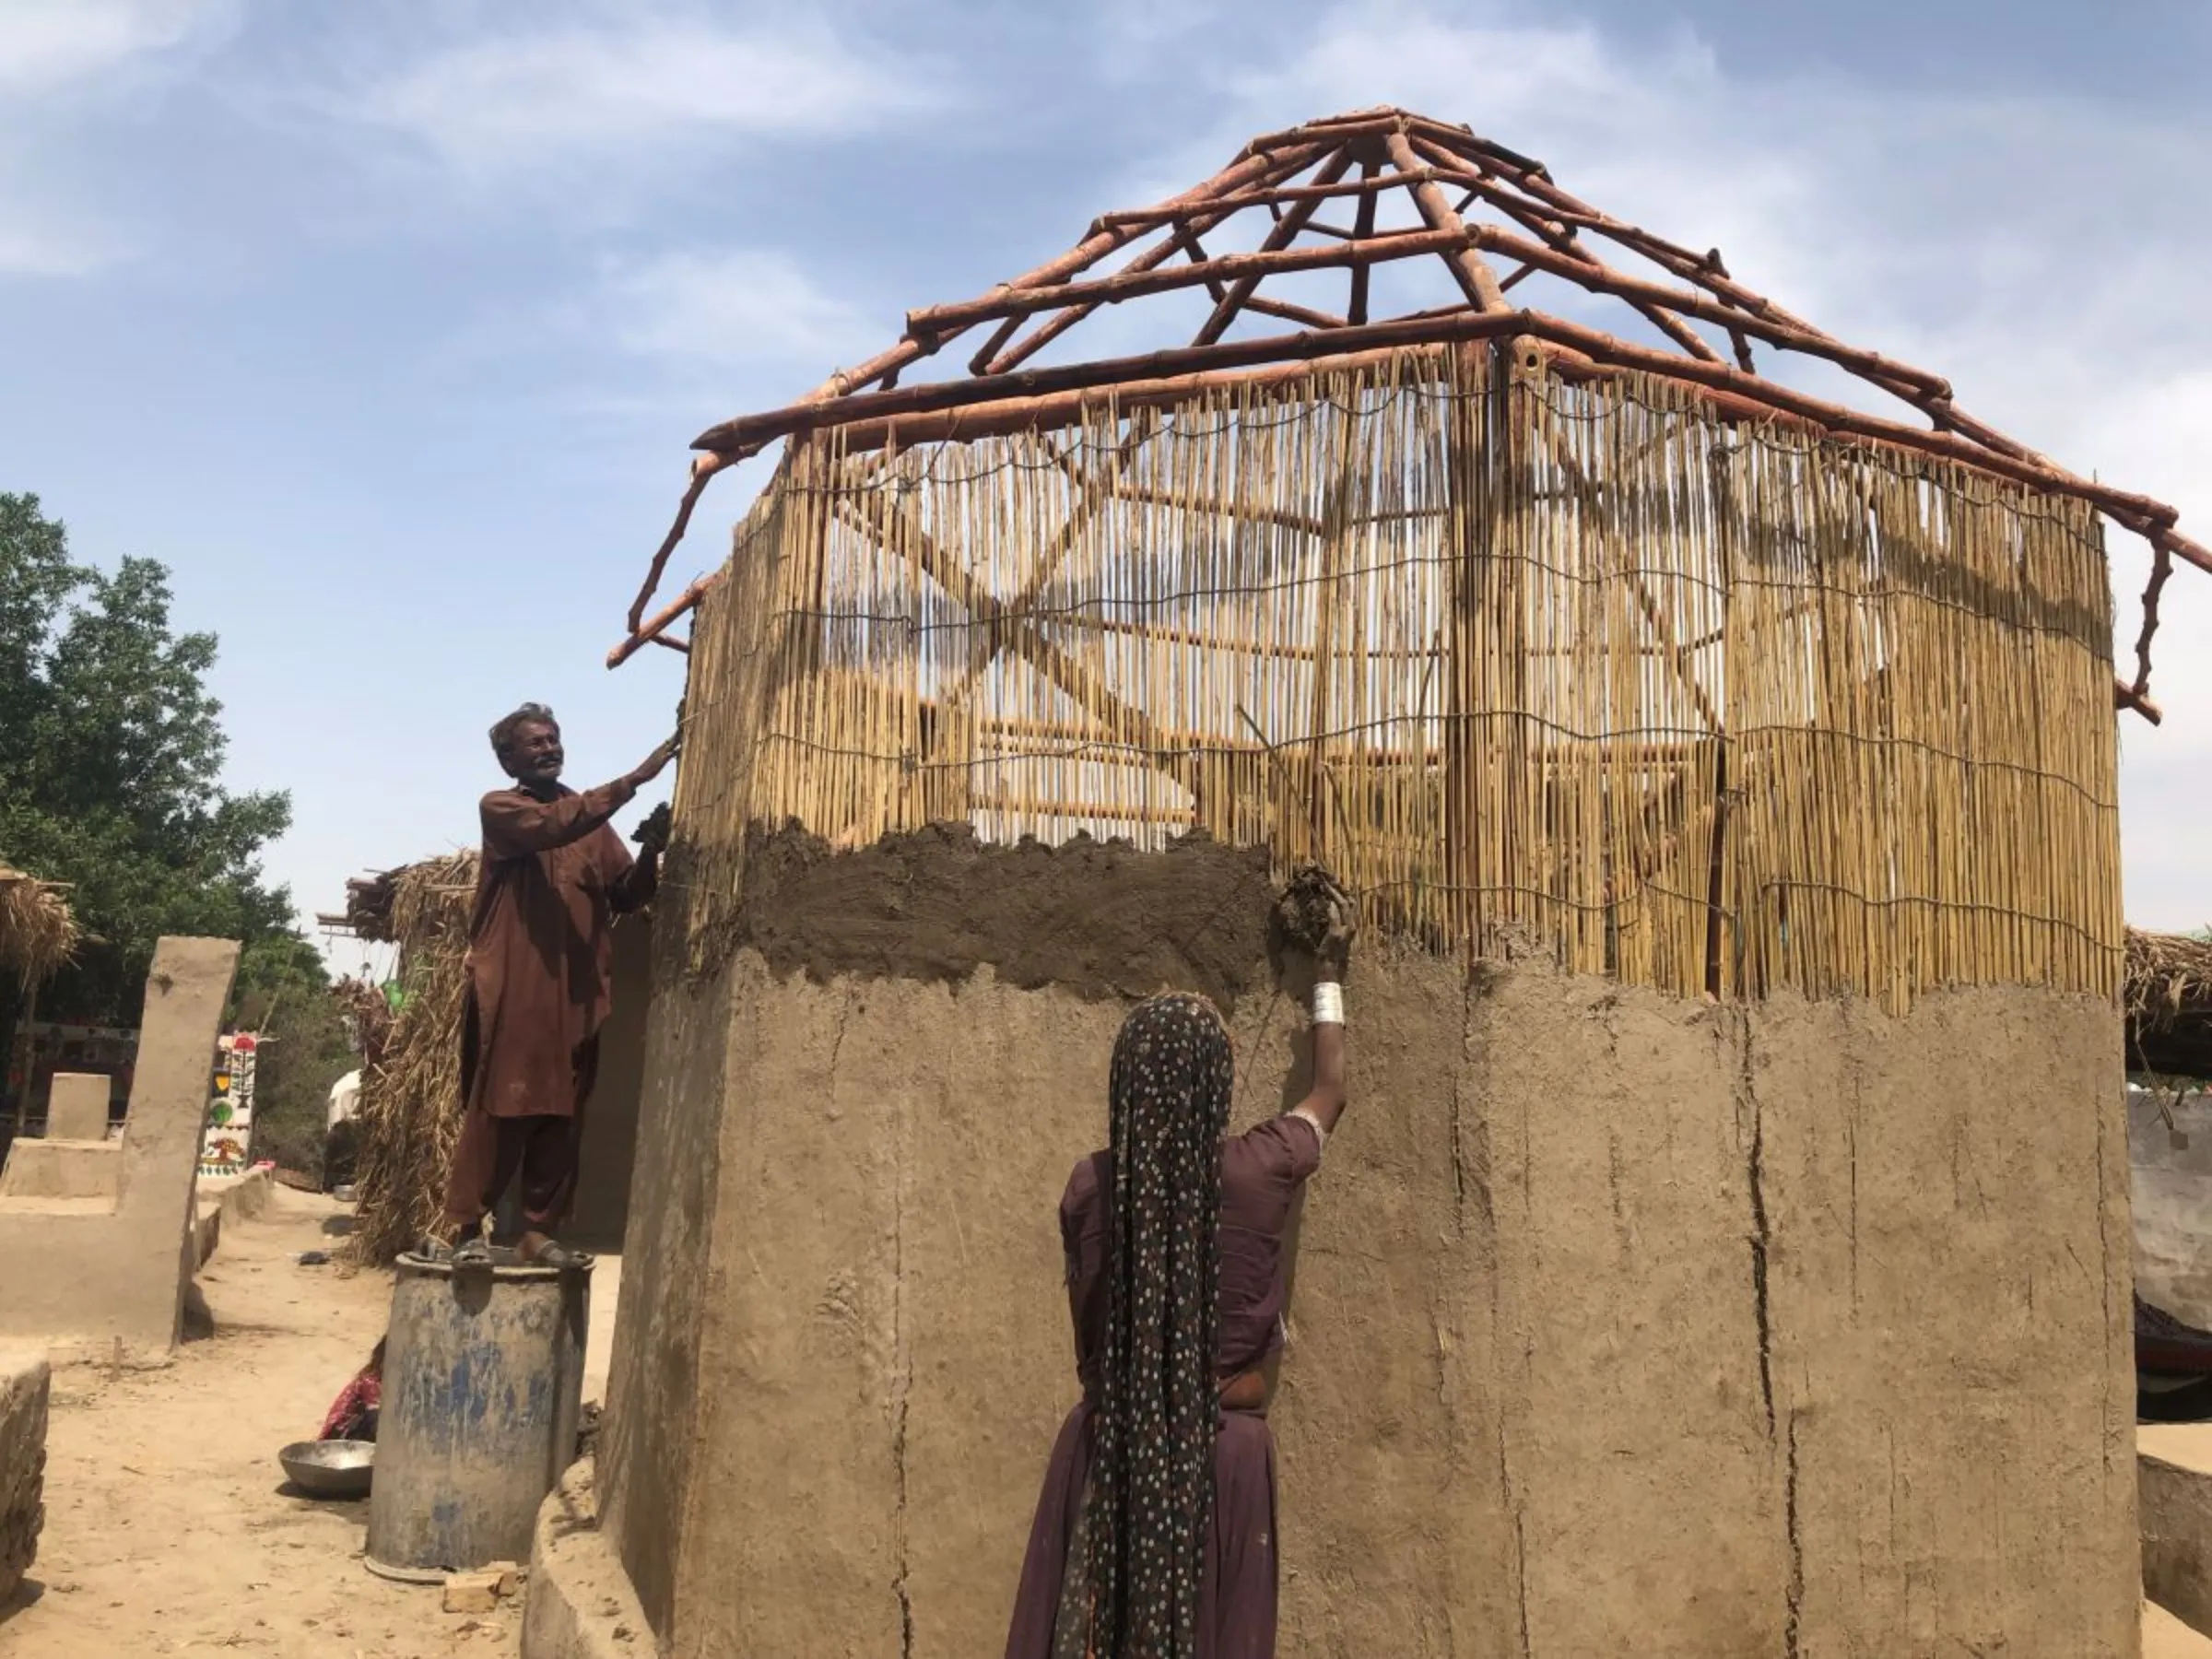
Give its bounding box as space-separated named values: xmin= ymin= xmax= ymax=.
xmin=0 ymin=1187 xmax=524 ymax=1659
xmin=2150 ymin=1599 xmax=2212 ymax=1657
xmin=0 ymin=1179 xmax=2199 ymax=1655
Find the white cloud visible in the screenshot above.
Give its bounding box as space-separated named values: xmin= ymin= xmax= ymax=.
xmin=0 ymin=0 xmax=238 ymax=274
xmin=1088 ymin=0 xmax=1227 ymax=78
xmin=0 ymin=209 xmax=133 ymax=276
xmin=354 ymin=14 xmax=941 ymax=180
xmin=600 ymin=248 xmax=881 ymax=370
xmin=0 ymin=0 xmax=235 ymax=94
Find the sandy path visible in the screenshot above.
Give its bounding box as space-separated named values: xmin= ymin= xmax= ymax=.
xmin=9 ymin=1185 xmax=2183 ymax=1656
xmin=2150 ymin=1600 xmax=2212 ymax=1656
xmin=0 ymin=1187 xmax=523 ymax=1659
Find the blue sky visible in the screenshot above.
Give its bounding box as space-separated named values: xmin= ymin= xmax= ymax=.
xmin=5 ymin=0 xmax=2210 ymax=953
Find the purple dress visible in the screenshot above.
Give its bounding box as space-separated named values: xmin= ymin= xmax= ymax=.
xmin=1005 ymin=1116 xmax=1324 ymax=1659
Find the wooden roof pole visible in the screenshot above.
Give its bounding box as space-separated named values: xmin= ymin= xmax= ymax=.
xmin=623 ymin=138 xmax=1325 ymax=631
xmin=1382 ymin=129 xmax=1509 ymax=312
xmin=619 ymin=108 xmax=2204 ymax=713
xmin=977 ymin=140 xmax=1331 ymax=376
xmin=909 ymin=225 xmax=1465 ymax=335
xmin=1404 ymin=134 xmax=1726 ymax=366
xmin=1192 ymin=148 xmax=1357 ymax=346
xmin=1346 ymin=160 xmax=1380 ymax=325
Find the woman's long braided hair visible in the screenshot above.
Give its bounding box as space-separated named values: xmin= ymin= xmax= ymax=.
xmin=1079 ymin=993 xmax=1235 ymax=1656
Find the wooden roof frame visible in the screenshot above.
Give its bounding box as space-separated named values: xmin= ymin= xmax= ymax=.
xmin=611 ymin=105 xmax=2204 ymax=723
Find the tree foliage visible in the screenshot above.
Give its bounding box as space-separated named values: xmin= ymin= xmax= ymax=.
xmin=0 ymin=491 xmax=306 ymax=1025
xmin=231 ymin=935 xmax=357 ymax=1178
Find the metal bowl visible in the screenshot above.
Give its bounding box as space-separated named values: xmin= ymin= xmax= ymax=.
xmin=279 ymin=1439 xmax=374 ymax=1499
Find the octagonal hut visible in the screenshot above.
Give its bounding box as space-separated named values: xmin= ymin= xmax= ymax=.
xmin=593 ymin=107 xmax=2206 ymax=1656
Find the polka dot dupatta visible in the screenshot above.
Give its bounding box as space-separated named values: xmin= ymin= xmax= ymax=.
xmin=1066 ymin=993 xmax=1235 ymax=1658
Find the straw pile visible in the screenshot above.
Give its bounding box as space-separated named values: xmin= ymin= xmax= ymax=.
xmin=676 ymin=348 xmax=2123 ymax=1012
xmin=2127 ymin=928 xmax=2212 ymax=1077
xmin=344 ymin=853 xmax=477 ymax=1265
xmin=2128 ymin=929 xmax=2212 ymax=1032
xmin=0 ymin=864 xmax=77 ymax=987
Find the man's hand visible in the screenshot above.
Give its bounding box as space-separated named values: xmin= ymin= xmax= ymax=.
xmin=628 ymin=734 xmax=681 ymax=790
xmin=631 ymin=802 xmax=673 ymax=854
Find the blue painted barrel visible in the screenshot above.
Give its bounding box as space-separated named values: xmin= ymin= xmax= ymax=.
xmin=364 ymin=1251 xmax=591 ymax=1579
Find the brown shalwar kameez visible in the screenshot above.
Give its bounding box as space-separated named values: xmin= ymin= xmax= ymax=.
xmin=441 ymin=778 xmax=654 ymax=1233
xmin=1005 ymin=1115 xmax=1324 ymax=1659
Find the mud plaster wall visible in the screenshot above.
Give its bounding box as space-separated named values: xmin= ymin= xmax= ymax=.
xmin=568 ymin=914 xmax=653 ymax=1253
xmin=0 ymin=937 xmax=240 ymax=1361
xmin=600 ymin=884 xmax=727 ymax=1636
xmin=603 ymin=838 xmax=2137 ymax=1658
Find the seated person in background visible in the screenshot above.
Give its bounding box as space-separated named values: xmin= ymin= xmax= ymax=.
xmin=318 ymin=1338 xmax=384 ymax=1442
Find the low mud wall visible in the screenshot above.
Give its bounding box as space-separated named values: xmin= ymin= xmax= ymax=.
xmin=0 ymin=1349 xmax=49 ymax=1602
xmin=569 ymin=915 xmax=653 ymax=1253
xmin=601 ymin=830 xmax=2136 ymax=1657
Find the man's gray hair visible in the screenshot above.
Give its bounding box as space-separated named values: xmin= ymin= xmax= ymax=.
xmin=489 ymin=702 xmax=558 ymax=759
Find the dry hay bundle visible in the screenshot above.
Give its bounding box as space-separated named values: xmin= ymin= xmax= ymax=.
xmin=345 ymin=852 xmax=477 ymax=1265
xmin=2127 ymin=927 xmax=2212 ymax=1035
xmin=0 ymin=864 xmax=77 ymax=987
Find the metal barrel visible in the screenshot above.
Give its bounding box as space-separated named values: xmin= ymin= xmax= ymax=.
xmin=364 ymin=1251 xmax=591 ymax=1580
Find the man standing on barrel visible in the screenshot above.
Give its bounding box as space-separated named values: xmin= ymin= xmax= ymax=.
xmin=432 ymin=703 xmax=676 ymax=1267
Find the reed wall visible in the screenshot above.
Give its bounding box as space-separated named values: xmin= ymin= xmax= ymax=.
xmin=674 ymin=345 xmax=2121 ymax=1009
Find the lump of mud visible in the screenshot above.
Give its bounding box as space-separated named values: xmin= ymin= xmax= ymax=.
xmin=733 ymin=822 xmax=1276 ymax=1010
xmin=1270 ymin=864 xmax=1353 ymax=956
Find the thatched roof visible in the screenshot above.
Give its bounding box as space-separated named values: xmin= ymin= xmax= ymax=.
xmin=0 ymin=865 xmax=77 ymax=987
xmin=611 ymin=104 xmax=2205 ymax=722
xmin=2129 ymin=928 xmax=2212 ymax=1077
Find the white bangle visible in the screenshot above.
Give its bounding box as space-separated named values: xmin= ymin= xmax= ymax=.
xmin=1310 ymin=982 xmax=1344 ymax=1027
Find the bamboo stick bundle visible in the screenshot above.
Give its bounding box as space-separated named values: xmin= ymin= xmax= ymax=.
xmin=344 ymin=853 xmax=477 ymax=1265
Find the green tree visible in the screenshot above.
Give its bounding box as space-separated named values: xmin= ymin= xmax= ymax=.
xmin=229 ymin=934 xmax=356 ymax=1179
xmin=0 ymin=491 xmax=308 ymax=1029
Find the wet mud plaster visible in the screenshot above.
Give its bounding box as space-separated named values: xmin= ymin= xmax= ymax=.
xmin=1748 ymin=986 xmax=2137 ymax=1657
xmin=727 ymin=824 xmax=1277 ymax=1012
xmin=602 ymin=831 xmax=2138 ymax=1659
xmin=597 ymin=891 xmax=731 ymax=1641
